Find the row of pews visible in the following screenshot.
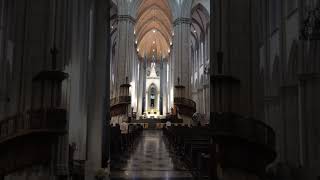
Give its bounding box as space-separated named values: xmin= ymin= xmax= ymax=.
xmin=163 ymin=113 xmax=277 ymax=179
xmin=163 ymin=126 xmax=212 ymax=178
xmin=110 ymin=124 xmax=143 ymax=165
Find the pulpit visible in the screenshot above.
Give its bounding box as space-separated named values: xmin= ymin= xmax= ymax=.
xmin=0 ymin=47 xmax=68 ymax=176
xmin=110 ymin=77 xmax=131 ymax=123
xmin=174 ymin=78 xmax=196 ymax=120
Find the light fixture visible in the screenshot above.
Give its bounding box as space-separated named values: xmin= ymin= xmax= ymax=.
xmin=153 ymin=41 xmax=155 ymax=44
xmin=170 ymin=41 xmax=172 ymax=46
xmin=153 ymin=49 xmax=155 ymax=52
xmin=111 ymin=26 xmax=113 ymax=29
xmin=172 ymin=32 xmax=174 ymax=36
xmin=135 ymin=40 xmax=138 ymax=44
xmin=134 ymin=30 xmax=136 ymax=35
xmin=193 ymin=30 xmax=196 ymax=33
xmin=153 ymin=29 xmax=156 ymax=33
xmin=137 ymin=48 xmax=140 ymax=52
xmin=168 ymin=49 xmax=170 ymax=53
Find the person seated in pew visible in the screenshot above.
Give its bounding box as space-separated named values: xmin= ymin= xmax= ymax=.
xmin=166 ymin=120 xmax=171 ymax=128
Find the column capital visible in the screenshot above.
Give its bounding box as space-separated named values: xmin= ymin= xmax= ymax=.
xmin=117 ymin=15 xmax=136 ymax=24
xmin=173 ymin=17 xmax=192 ymax=27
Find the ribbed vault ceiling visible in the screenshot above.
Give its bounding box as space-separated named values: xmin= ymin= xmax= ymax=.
xmin=191 ymin=4 xmax=210 ymax=47
xmin=135 ymin=0 xmax=172 ymax=60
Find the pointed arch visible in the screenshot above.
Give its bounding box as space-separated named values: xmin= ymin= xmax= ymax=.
xmin=192 ymin=0 xmax=210 ymax=14
xmin=191 ymin=2 xmax=210 ymax=49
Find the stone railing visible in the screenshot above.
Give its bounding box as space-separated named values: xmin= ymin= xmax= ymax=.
xmin=0 ymin=108 xmax=67 ymax=143
xmin=174 ymin=97 xmax=196 ymax=109
xmin=212 ymin=113 xmax=275 ymax=149
xmin=210 ymin=112 xmax=277 ymax=174
xmin=174 ymin=97 xmax=196 ymax=117
xmin=110 ymin=96 xmax=131 ymax=107
xmin=0 ymin=108 xmax=67 ymax=175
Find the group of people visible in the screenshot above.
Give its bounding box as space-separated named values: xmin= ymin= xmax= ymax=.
xmin=117 ymin=121 xmax=140 ymax=134
xmin=115 ymin=116 xmax=207 ymax=133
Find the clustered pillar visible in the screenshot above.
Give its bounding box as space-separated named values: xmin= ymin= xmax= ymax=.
xmin=172 ymin=17 xmax=195 ymax=124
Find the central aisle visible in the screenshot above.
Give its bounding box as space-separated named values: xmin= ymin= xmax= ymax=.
xmin=110 ymin=130 xmax=193 ymax=179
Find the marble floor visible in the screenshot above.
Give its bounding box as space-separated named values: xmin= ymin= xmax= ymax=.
xmin=110 ymin=130 xmax=193 ymax=180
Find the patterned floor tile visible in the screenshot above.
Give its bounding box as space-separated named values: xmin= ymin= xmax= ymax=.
xmin=111 ymin=130 xmax=192 ymax=179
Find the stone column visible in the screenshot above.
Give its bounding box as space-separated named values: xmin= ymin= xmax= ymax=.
xmin=172 ymin=17 xmax=192 ymax=97
xmin=299 ymin=74 xmax=320 ymax=178
xmin=85 ymin=0 xmax=109 ymax=179
xmin=110 ymin=8 xmax=137 ymax=122
xmin=162 ymin=60 xmax=168 ymax=115
xmin=0 ymin=0 xmax=7 ymax=119
xmin=133 ymin=55 xmax=139 ymax=113
xmin=172 ymin=17 xmax=196 ymax=123
xmin=142 ymin=57 xmax=147 ymax=114
xmin=136 ymin=60 xmax=142 ymax=116
xmin=298 ymin=79 xmax=306 ymax=166
xmin=67 ymin=0 xmax=90 ymax=162
xmin=111 ymin=31 xmax=118 ymax=99
xmin=114 ymin=15 xmax=135 ymax=94
xmin=205 ymin=85 xmax=210 ymax=120
xmin=159 ymin=58 xmax=163 ymax=115
xmin=168 ymin=53 xmax=173 ymax=109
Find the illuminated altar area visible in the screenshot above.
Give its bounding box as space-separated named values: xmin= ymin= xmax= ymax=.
xmin=144 ymin=61 xmax=160 ymax=118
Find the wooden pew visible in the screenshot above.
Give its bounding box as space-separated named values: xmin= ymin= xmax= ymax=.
xmin=110 ymin=125 xmax=122 ymax=161
xmin=164 ymin=126 xmax=211 ymax=178
xmin=111 ymin=124 xmax=143 ymax=170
